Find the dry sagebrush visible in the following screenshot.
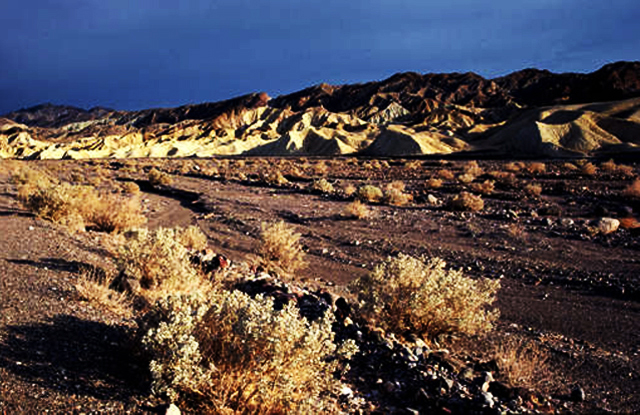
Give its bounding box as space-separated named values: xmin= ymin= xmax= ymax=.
xmin=258 ymin=221 xmax=306 ymax=274
xmin=351 ymin=254 xmax=500 ymax=340
xmin=139 ymin=290 xmax=357 ymax=413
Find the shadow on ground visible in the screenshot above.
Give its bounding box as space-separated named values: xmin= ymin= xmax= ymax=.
xmin=0 ymin=315 xmax=148 ymax=401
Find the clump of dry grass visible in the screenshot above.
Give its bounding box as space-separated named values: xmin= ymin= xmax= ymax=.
xmin=148 ymin=168 xmax=173 ymax=186
xmin=527 ymin=162 xmax=546 ymax=175
xmin=437 ymin=169 xmax=455 ymax=180
xmin=504 ymin=162 xmax=524 ymax=172
xmin=258 ymin=221 xmax=306 ymax=274
xmin=464 ymin=161 xmax=483 ymax=177
xmin=313 ymin=160 xmax=329 ymax=176
xmin=345 ymin=199 xmax=371 ymax=219
xmin=449 ymin=191 xmax=484 ymax=212
xmin=263 ymin=170 xmax=289 ymax=187
xmin=489 ymin=171 xmax=517 ymax=186
xmin=342 ymin=183 xmax=357 ymax=197
xmin=562 ymin=162 xmax=579 ymax=171
xmin=177 ymin=225 xmax=208 ymax=251
xmin=356 ymin=184 xmax=384 ymax=203
xmin=14 ymin=167 xmax=146 ymax=233
xmin=116 ymin=226 xmax=211 ymax=304
xmin=494 ymin=337 xmax=549 ymax=388
xmin=620 ymin=217 xmax=640 ymax=230
xmin=351 ymin=253 xmax=500 ymax=339
xmin=75 ymin=271 xmax=132 ymax=318
xmin=311 ymin=178 xmax=334 ymax=194
xmin=524 ymin=183 xmax=542 ymax=198
xmin=457 ymin=173 xmax=476 ymax=184
xmin=470 ymin=180 xmax=495 ymax=195
xmin=383 ymin=181 xmax=412 ymax=206
xmin=426 ymin=178 xmax=443 ymax=189
xmin=121 ymin=181 xmax=141 ymax=194
xmin=623 ymin=179 xmax=640 ymax=198
xmin=580 ymin=162 xmax=597 ymax=176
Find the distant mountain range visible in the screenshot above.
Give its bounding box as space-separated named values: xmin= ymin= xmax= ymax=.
xmin=2 ymin=61 xmax=640 ymax=159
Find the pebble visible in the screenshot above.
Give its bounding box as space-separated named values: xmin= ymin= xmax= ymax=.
xmin=597 ymin=217 xmax=620 ymax=234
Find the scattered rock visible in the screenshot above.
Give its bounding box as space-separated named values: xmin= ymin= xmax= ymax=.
xmin=597 ymin=217 xmax=620 ymax=234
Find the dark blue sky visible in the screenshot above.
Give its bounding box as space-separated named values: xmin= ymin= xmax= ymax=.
xmin=2 ymin=0 xmax=639 ymax=114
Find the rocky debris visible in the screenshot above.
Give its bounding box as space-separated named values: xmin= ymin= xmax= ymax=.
xmin=596 ymin=217 xmax=620 ymax=234
xmin=221 ymin=267 xmax=556 ymax=414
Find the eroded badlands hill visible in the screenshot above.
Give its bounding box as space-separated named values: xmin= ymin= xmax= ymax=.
xmin=2 ymin=61 xmax=640 ymax=159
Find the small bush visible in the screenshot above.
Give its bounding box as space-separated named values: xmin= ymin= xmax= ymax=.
xmin=116 ymin=227 xmax=210 ymax=303
xmin=494 ymin=337 xmax=549 ymax=388
xmin=311 ymin=178 xmax=334 ymax=194
xmin=580 ymin=162 xmax=597 ymax=176
xmin=148 ymin=168 xmax=174 ymax=186
xmin=449 ymin=191 xmax=484 ymax=212
xmin=470 ymin=180 xmax=495 ymax=195
xmin=527 ymin=162 xmax=546 ymax=174
xmin=177 ymin=225 xmax=208 ymax=251
xmin=457 ymin=173 xmax=476 ymax=184
xmin=313 ymin=161 xmax=329 ymax=176
xmin=122 ymin=181 xmax=141 ymax=194
xmin=351 ymin=253 xmax=500 ymax=339
xmin=490 ymin=171 xmax=517 ymax=187
xmin=562 ymin=162 xmax=579 ymax=171
xmin=524 ymin=183 xmax=542 ymax=198
xmin=383 ymin=181 xmax=412 ymax=206
xmin=345 ymin=199 xmax=371 ymax=219
xmin=623 ymin=179 xmax=640 ymax=198
xmin=620 ymin=217 xmax=640 ymax=230
xmin=426 ymin=178 xmax=443 ymax=189
xmin=504 ymin=162 xmax=524 ymax=173
xmin=139 ymin=289 xmax=356 ymax=413
xmin=356 ymin=184 xmax=383 ymax=203
xmin=437 ymin=169 xmax=455 ymax=180
xmin=263 ymin=171 xmax=289 ymax=187
xmin=342 ymin=183 xmax=357 ymax=197
xmin=258 ymin=221 xmax=306 ymax=274
xmin=464 ymin=161 xmax=483 ymax=177
xmin=75 ymin=271 xmax=132 ymax=318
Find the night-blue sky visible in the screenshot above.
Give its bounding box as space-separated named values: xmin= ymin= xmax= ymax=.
xmin=2 ymin=0 xmax=639 ymax=114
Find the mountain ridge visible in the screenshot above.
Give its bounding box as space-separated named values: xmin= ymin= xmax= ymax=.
xmin=2 ymin=61 xmax=640 ymax=159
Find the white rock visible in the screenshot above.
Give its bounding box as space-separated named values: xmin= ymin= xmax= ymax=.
xmin=165 ymin=403 xmax=181 ymax=415
xmin=427 ymin=194 xmax=439 ymax=205
xmin=597 ymin=217 xmax=620 ymax=234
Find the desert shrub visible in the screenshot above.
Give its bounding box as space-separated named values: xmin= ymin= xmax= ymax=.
xmin=524 ymin=183 xmax=542 ymax=198
xmin=504 ymin=162 xmax=524 ymax=172
xmin=526 ymin=162 xmax=546 ymax=174
xmin=383 ymin=182 xmax=412 ymax=206
xmin=356 ymin=184 xmax=383 ymax=203
xmin=313 ymin=161 xmax=329 ymax=176
xmin=11 ymin=166 xmax=57 ymax=199
xmin=342 ymin=183 xmax=357 ymax=197
xmin=436 ymin=169 xmax=455 ymax=180
xmin=351 ymin=253 xmax=500 ymax=339
xmin=562 ymin=162 xmax=579 ymax=171
xmin=464 ymin=161 xmax=483 ymax=177
xmin=426 ymin=178 xmax=443 ymax=189
xmin=177 ymin=225 xmax=208 ymax=251
xmin=489 ymin=171 xmax=518 ymax=187
xmin=122 ymin=181 xmax=141 ymax=194
xmin=17 ymin=180 xmax=145 ymax=233
xmin=404 ymin=160 xmax=421 ymax=170
xmin=494 ymin=337 xmax=549 ymax=388
xmin=258 ymin=221 xmax=306 ymax=274
xmin=580 ymin=162 xmax=597 ymax=176
xmin=600 ymin=159 xmax=618 ymax=172
xmin=449 ymin=191 xmax=484 ymax=211
xmin=116 ymin=227 xmax=210 ymax=303
xmin=623 ymin=179 xmax=640 ymax=198
xmin=311 ymin=178 xmax=334 ymax=194
xmin=457 ymin=173 xmax=476 ymax=184
xmin=148 ymin=168 xmax=174 ymax=186
xmin=263 ymin=170 xmax=289 ymax=187
xmin=345 ymin=199 xmax=371 ymax=219
xmin=139 ymin=289 xmax=357 ymax=413
xmin=75 ymin=270 xmax=132 ymax=318
xmin=470 ymin=180 xmax=495 ymax=195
